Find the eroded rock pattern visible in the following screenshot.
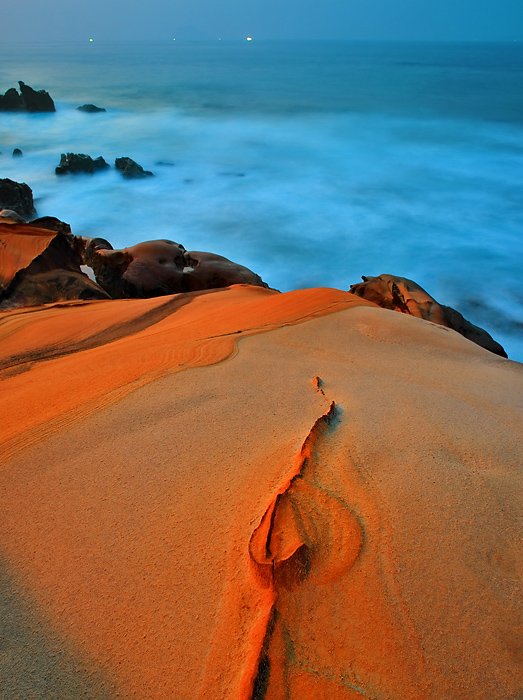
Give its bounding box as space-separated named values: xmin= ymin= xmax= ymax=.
xmin=0 ymin=225 xmax=108 ymax=308
xmin=349 ymin=273 xmax=507 ymax=357
xmin=83 ymin=237 xmax=268 ymax=298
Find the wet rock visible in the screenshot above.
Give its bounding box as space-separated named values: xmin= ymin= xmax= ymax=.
xmin=0 ymin=87 xmax=24 ymax=111
xmin=55 ymin=153 xmax=110 ymax=175
xmin=18 ymin=81 xmax=55 ymax=112
xmin=115 ymin=157 xmax=154 ymax=179
xmin=0 ymin=179 xmax=36 ymax=218
xmin=12 ymin=148 xmax=23 ymax=158
xmin=76 ymin=104 xmax=106 ymax=113
xmin=349 ymin=274 xmax=507 ymax=358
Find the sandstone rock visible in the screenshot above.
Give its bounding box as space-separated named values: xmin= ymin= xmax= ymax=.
xmin=83 ymin=237 xmax=268 ymax=299
xmin=115 ymin=157 xmax=153 ymax=179
xmin=28 ymin=216 xmax=72 ymax=234
xmin=0 ymin=179 xmax=36 ymax=218
xmin=55 ymin=153 xmax=110 ymax=175
xmin=0 ymin=224 xmax=108 ymax=308
xmin=0 ymin=209 xmax=26 ymax=224
xmin=183 ymin=251 xmax=268 ymax=292
xmin=349 ymin=273 xmax=507 ymax=357
xmin=76 ymin=104 xmax=106 ymax=113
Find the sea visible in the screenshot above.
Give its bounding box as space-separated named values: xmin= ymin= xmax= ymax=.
xmin=1 ymin=40 xmax=522 ymax=359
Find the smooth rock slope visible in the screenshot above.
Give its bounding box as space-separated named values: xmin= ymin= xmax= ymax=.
xmin=0 ymin=285 xmax=521 ymax=699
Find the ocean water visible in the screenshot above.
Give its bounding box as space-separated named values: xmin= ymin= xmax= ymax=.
xmin=1 ymin=40 xmax=522 ymax=359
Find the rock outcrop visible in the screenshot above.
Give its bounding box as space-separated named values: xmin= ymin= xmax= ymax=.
xmin=349 ymin=273 xmax=507 ymax=357
xmin=0 ymin=179 xmax=36 ymax=218
xmin=76 ymin=104 xmax=106 ymax=113
xmin=0 ymin=224 xmax=109 ymax=308
xmin=55 ymin=153 xmax=110 ymax=175
xmin=0 ymin=87 xmax=24 ymax=111
xmin=0 ymin=82 xmax=55 ymax=112
xmin=115 ymin=157 xmax=153 ymax=178
xmin=0 ymin=283 xmax=520 ymax=700
xmin=84 ymin=238 xmax=268 ymax=298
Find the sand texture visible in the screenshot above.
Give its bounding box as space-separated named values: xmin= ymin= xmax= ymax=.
xmin=0 ymin=285 xmax=521 ymax=699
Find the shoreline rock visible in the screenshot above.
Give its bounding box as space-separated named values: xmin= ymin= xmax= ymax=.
xmin=76 ymin=103 xmax=106 ymax=113
xmin=115 ymin=157 xmax=154 ymax=179
xmin=55 ymin=153 xmax=110 ymax=175
xmin=0 ymin=82 xmax=55 ymax=112
xmin=349 ymin=273 xmax=507 ymax=357
xmin=0 ymin=179 xmax=36 ymax=218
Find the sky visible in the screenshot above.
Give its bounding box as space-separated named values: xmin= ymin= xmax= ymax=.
xmin=4 ymin=0 xmax=523 ymax=41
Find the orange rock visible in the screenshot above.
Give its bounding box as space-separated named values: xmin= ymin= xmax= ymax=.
xmin=349 ymin=273 xmax=507 ymax=357
xmin=0 ymin=286 xmax=521 ymax=700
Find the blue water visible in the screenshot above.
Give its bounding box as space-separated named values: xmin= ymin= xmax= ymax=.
xmin=1 ymin=41 xmax=522 ymax=359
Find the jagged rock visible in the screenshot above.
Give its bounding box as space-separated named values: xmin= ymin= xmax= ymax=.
xmin=0 ymin=179 xmax=36 ymax=218
xmin=0 ymin=224 xmax=109 ymax=308
xmin=76 ymin=104 xmax=106 ymax=113
xmin=12 ymin=148 xmax=23 ymax=158
xmin=17 ymin=81 xmax=55 ymax=112
xmin=82 ymin=238 xmax=268 ymax=299
xmin=349 ymin=273 xmax=507 ymax=358
xmin=0 ymin=87 xmax=24 ymax=111
xmin=115 ymin=157 xmax=153 ymax=179
xmin=55 ymin=153 xmax=110 ymax=175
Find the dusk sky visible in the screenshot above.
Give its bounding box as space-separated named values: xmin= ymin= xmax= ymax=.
xmin=6 ymin=0 xmax=523 ymax=41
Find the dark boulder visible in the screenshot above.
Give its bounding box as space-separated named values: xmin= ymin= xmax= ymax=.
xmin=12 ymin=148 xmax=23 ymax=158
xmin=55 ymin=153 xmax=110 ymax=175
xmin=82 ymin=237 xmax=268 ymax=299
xmin=349 ymin=274 xmax=507 ymax=358
xmin=28 ymin=216 xmax=72 ymax=234
xmin=0 ymin=87 xmax=24 ymax=111
xmin=0 ymin=179 xmax=36 ymax=218
xmin=77 ymin=104 xmax=106 ymax=113
xmin=182 ymin=251 xmax=268 ymax=292
xmin=18 ymin=81 xmax=55 ymax=112
xmin=0 ymin=224 xmax=109 ymax=309
xmin=115 ymin=157 xmax=154 ymax=179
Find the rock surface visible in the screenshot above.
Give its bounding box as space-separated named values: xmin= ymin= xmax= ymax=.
xmin=76 ymin=104 xmax=106 ymax=113
xmin=349 ymin=273 xmax=507 ymax=357
xmin=55 ymin=153 xmax=110 ymax=175
xmin=84 ymin=238 xmax=268 ymax=298
xmin=0 ymin=179 xmax=36 ymax=218
xmin=115 ymin=157 xmax=154 ymax=178
xmin=0 ymin=209 xmax=26 ymax=224
xmin=0 ymin=82 xmax=56 ymax=112
xmin=0 ymin=224 xmax=108 ymax=308
xmin=0 ymin=285 xmax=520 ymax=700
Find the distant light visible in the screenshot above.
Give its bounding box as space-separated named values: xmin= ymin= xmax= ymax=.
xmin=172 ymin=37 xmax=176 ymax=41
xmin=88 ymin=37 xmax=94 ymax=43
xmin=246 ymin=36 xmax=253 ymax=41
